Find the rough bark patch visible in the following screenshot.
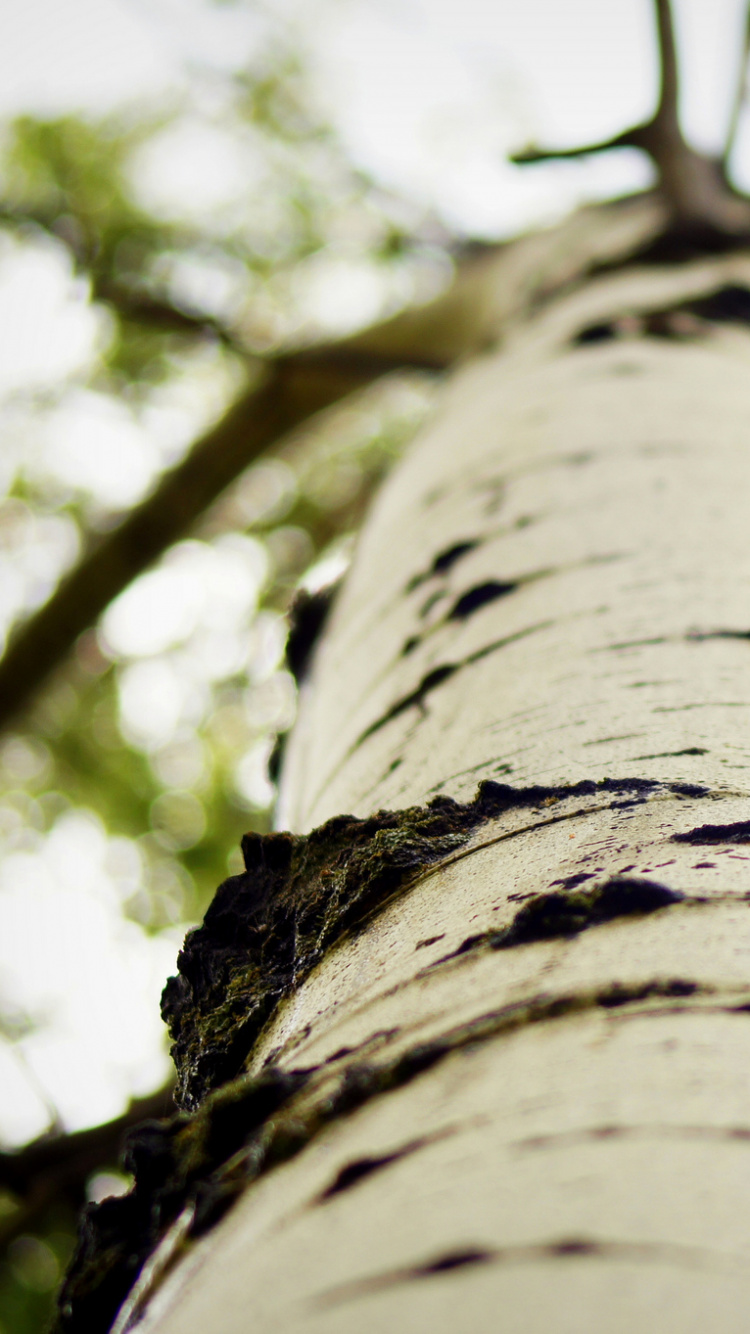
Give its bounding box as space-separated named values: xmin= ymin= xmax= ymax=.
xmin=162 ymin=779 xmax=704 ymax=1112
xmin=56 ymin=973 xmax=708 ymax=1334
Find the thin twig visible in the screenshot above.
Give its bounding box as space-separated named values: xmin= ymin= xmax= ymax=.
xmin=512 ymin=0 xmax=750 ymax=239
xmin=653 ymin=0 xmax=680 ymax=129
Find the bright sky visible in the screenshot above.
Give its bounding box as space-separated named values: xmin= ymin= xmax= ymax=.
xmin=1 ymin=0 xmax=750 ymax=1148
xmin=2 ymin=0 xmax=749 ymax=227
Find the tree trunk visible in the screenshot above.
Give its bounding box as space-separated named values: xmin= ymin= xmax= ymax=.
xmin=58 ymin=194 xmax=750 ymax=1333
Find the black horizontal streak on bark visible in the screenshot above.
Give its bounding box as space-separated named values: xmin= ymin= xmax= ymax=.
xmin=402 ymin=576 xmax=539 ymax=655
xmin=418 ymin=590 xmax=446 ymax=619
xmin=447 ymin=580 xmax=520 ymax=621
xmin=315 ymin=1125 xmax=456 ymax=1203
xmin=406 ymin=540 xmax=480 ymax=592
xmin=314 ymin=1234 xmax=735 ymax=1307
xmin=687 ymin=629 xmax=750 ymax=642
xmin=406 ymin=548 xmax=615 ymax=656
xmin=514 ymin=1122 xmax=750 ymax=1153
xmin=673 ymin=820 xmax=750 ymax=845
xmin=418 ymin=781 xmax=709 ymax=891
xmin=358 ymin=664 xmax=460 ymax=736
xmin=432 ymin=876 xmax=685 ymax=966
xmin=317 ymin=1146 xmax=419 ymax=1201
xmin=583 ymin=733 xmax=641 ymax=747
xmin=602 ymin=631 xmax=750 ymax=653
xmin=358 ymin=621 xmax=554 ymax=747
xmin=632 ymin=747 xmax=708 ymax=760
xmin=653 ymin=702 xmax=750 ymax=712
xmin=573 ymin=284 xmax=750 ymax=347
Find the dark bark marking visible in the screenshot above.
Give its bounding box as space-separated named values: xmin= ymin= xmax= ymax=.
xmin=269 ymin=581 xmax=342 ymax=781
xmin=415 ymin=934 xmax=445 ymax=950
xmin=673 ymin=821 xmax=750 ymax=845
xmin=633 ymin=748 xmax=708 ymax=760
xmin=576 ymin=321 xmax=615 ymax=344
xmin=406 ymin=540 xmax=480 ymax=592
xmin=401 ymin=578 xmax=542 ymax=655
xmin=515 ymin=1122 xmax=750 ymax=1153
xmin=419 ymin=1247 xmax=493 ymax=1272
xmin=601 ymin=637 xmax=670 ymax=651
xmin=583 ymin=734 xmax=641 ymax=747
xmin=426 ymin=757 xmax=511 ymax=794
xmin=316 ymin=1146 xmax=421 ymax=1200
xmin=602 ymin=630 xmax=750 ymax=659
xmin=357 ymin=663 xmax=460 ymax=742
xmin=434 ymin=876 xmax=684 ymax=965
xmin=465 ymin=619 xmax=554 ymax=667
xmin=447 ymin=580 xmax=519 ymax=621
xmin=370 ymin=627 xmax=551 ymax=741
xmin=315 ymin=1125 xmax=457 ymax=1203
xmin=654 ymin=702 xmax=750 ymax=712
xmin=322 ymin=1030 xmax=402 ymax=1067
xmin=687 ymin=629 xmax=750 ymax=642
xmin=419 ymin=590 xmax=447 ymax=619
xmin=314 ymin=1232 xmax=731 ymax=1307
xmin=573 ymin=284 xmax=750 ymax=346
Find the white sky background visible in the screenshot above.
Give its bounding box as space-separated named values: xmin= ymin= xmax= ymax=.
xmin=0 ymin=0 xmax=749 ymax=1149
xmin=0 ymin=0 xmax=749 ymax=231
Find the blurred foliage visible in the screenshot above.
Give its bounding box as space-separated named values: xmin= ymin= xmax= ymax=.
xmin=0 ymin=3 xmax=444 ymax=1329
xmin=0 ymin=1219 xmax=75 ymax=1334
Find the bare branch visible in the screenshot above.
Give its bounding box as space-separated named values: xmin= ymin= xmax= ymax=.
xmin=0 ymin=345 xmax=442 ymax=734
xmin=653 ymin=0 xmax=680 ymax=129
xmin=511 ymin=129 xmax=637 ymax=165
xmin=0 ymin=203 xmax=250 ymax=354
xmin=92 ymin=277 xmax=250 ymax=354
xmin=512 ymin=0 xmax=750 ymax=240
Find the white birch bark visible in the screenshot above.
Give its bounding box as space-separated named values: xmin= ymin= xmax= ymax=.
xmin=134 ymin=200 xmax=750 ymax=1333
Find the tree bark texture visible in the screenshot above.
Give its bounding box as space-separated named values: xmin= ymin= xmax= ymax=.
xmin=64 ymin=198 xmax=750 ymax=1333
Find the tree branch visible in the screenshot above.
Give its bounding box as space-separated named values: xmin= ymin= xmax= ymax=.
xmin=512 ymin=0 xmax=750 ymax=239
xmin=0 ymin=1083 xmax=175 ymax=1248
xmin=0 ymin=344 xmax=442 ymax=734
xmin=93 ymin=277 xmax=250 ymax=354
xmin=0 ymin=203 xmax=251 ymax=354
